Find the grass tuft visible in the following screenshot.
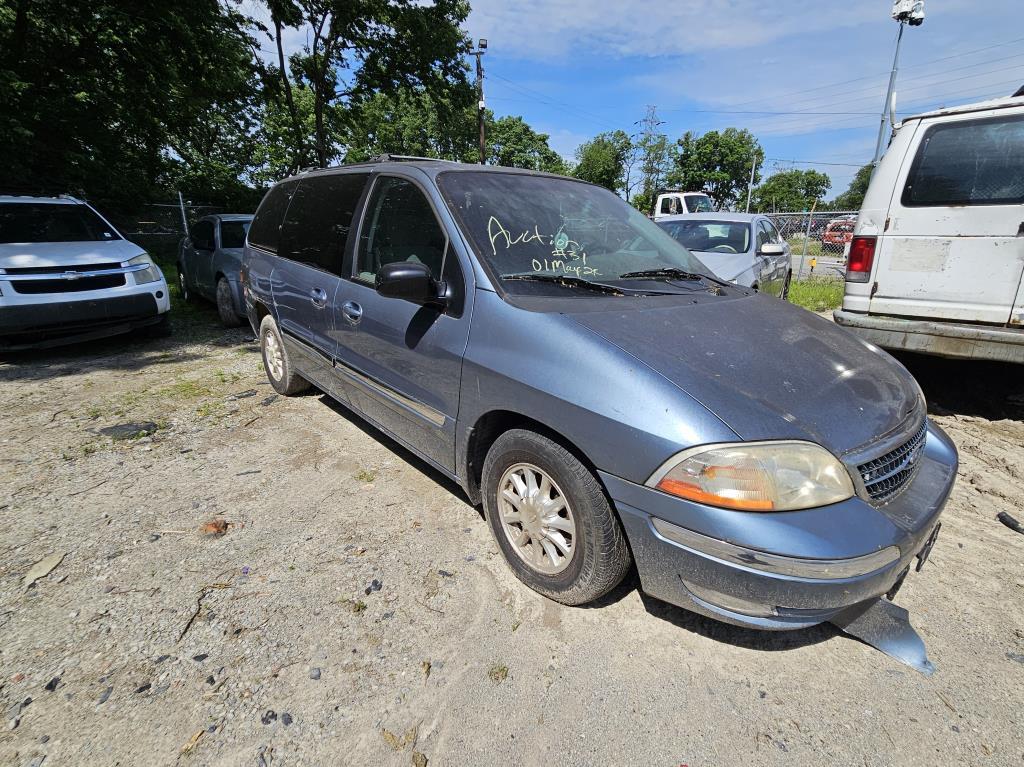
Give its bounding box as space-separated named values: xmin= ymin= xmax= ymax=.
xmin=787 ymin=278 xmax=844 ymax=313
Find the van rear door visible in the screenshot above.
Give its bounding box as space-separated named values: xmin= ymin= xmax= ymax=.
xmin=870 ymin=107 xmax=1024 ymax=325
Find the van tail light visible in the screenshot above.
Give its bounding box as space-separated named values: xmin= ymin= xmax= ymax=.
xmin=846 ymin=236 xmax=876 ymax=283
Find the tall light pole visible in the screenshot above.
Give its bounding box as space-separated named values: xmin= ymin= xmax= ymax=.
xmin=471 ymin=38 xmax=488 ymax=164
xmin=872 ymin=1 xmax=924 ymax=176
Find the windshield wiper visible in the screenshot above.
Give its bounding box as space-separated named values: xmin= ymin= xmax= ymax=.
xmin=500 ymin=273 xmax=626 ymax=295
xmin=619 ymin=268 xmax=704 ymax=281
xmin=619 ymin=267 xmax=734 ymax=290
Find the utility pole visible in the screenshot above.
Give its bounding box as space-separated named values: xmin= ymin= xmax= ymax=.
xmin=634 ymin=105 xmax=666 ymax=210
xmin=872 ymin=2 xmax=925 ymax=176
xmin=471 ymin=39 xmax=488 ymax=164
xmin=745 ymin=152 xmax=758 ymax=213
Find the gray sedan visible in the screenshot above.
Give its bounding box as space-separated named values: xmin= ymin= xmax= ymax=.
xmin=177 ymin=214 xmax=252 ymax=326
xmin=658 ymin=212 xmax=792 ymax=298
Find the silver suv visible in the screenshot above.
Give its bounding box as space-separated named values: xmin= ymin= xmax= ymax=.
xmin=0 ymin=195 xmax=171 ymax=350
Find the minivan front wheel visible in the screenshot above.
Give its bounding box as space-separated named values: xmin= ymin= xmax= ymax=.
xmin=259 ymin=315 xmax=310 ymax=396
xmin=482 ymin=429 xmax=632 ymax=605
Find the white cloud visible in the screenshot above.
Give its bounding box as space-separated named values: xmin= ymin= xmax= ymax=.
xmin=467 ymin=0 xmax=881 ymax=60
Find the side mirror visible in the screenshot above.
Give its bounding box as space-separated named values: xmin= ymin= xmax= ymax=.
xmin=375 ymin=261 xmax=444 ymax=305
xmin=759 ymin=242 xmax=785 ymax=256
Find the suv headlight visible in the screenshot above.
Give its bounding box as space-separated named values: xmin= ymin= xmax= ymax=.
xmin=127 ymin=254 xmax=163 ymax=285
xmin=649 ymin=441 xmax=854 ymax=512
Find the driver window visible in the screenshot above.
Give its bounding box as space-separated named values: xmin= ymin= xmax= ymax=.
xmin=357 ymin=177 xmax=447 ymax=283
xmin=764 ymin=221 xmax=782 ymax=244
xmin=191 ymin=220 xmax=215 ymax=250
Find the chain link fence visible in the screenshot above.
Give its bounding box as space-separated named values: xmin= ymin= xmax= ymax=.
xmin=106 ymin=199 xmax=225 ymax=264
xmin=767 ymin=210 xmax=858 ymax=280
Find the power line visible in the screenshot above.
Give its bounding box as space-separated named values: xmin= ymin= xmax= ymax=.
xmin=725 ymin=35 xmax=1024 ymax=111
xmin=765 ymin=158 xmax=866 ymax=168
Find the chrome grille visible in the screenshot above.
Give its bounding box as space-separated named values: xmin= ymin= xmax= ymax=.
xmin=3 ymin=263 xmax=126 ymax=294
xmin=857 ymin=420 xmax=928 ymax=504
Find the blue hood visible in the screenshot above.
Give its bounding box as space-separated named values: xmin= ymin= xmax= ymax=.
xmin=566 ymin=294 xmax=920 ymax=455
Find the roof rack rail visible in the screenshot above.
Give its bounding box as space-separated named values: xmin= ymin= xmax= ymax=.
xmin=372 ymin=154 xmax=462 ymax=164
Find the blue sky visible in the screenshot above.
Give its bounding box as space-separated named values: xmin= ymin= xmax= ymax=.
xmin=466 ymin=0 xmax=1024 ymax=199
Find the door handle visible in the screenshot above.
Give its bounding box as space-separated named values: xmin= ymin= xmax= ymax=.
xmin=341 ymin=300 xmax=363 ymax=325
xmin=310 ymin=287 xmax=328 ymax=308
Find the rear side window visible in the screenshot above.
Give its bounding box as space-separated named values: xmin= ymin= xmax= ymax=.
xmin=902 ymin=113 xmax=1024 ymax=206
xmin=248 ymin=181 xmax=297 ymax=253
xmin=279 ymin=173 xmax=369 ymax=273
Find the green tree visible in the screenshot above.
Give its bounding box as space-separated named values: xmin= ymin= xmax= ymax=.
xmin=669 ymin=128 xmax=763 ymax=209
xmin=487 ymin=116 xmax=567 ymax=173
xmin=831 ymin=163 xmax=873 ymax=211
xmin=750 ymin=169 xmax=831 ymax=213
xmin=259 ymin=0 xmax=471 ymax=170
xmin=0 ymin=0 xmax=258 ymax=209
xmin=572 ymin=130 xmax=632 ymax=193
xmin=343 ymin=78 xmax=477 ymax=163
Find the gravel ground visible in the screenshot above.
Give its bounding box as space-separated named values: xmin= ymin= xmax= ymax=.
xmin=1 ymin=304 xmax=1022 ymax=767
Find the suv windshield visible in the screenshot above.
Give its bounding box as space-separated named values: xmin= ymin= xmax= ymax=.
xmin=220 ymin=220 xmax=250 ymax=249
xmin=437 ymin=172 xmax=709 ymax=294
xmin=659 ymin=220 xmax=750 ymax=253
xmin=0 ymin=203 xmax=120 ymax=244
xmin=684 ymin=194 xmax=714 ymax=213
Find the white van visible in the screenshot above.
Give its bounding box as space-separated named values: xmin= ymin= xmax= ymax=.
xmin=835 ymin=94 xmax=1024 ymax=363
xmin=652 ymin=191 xmax=714 ymax=220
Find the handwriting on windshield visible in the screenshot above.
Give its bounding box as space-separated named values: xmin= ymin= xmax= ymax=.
xmin=487 ymin=216 xmax=601 ymax=277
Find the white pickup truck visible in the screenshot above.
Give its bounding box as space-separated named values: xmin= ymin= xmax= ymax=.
xmin=652 ymin=191 xmax=714 ymax=220
xmin=835 ymin=94 xmax=1024 ymax=363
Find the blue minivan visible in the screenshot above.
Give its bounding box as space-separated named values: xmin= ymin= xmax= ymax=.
xmin=242 ymin=157 xmax=957 ymax=633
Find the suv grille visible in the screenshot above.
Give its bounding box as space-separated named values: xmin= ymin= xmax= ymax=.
xmin=5 ymin=263 xmax=126 ymax=294
xmin=857 ymin=420 xmax=928 ymax=504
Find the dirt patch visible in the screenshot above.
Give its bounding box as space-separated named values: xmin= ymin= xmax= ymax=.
xmin=1 ymin=313 xmax=1022 ymax=766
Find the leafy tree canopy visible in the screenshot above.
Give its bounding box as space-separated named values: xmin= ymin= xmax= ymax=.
xmin=750 ymin=168 xmax=831 ymax=213
xmin=831 ymin=163 xmax=873 ymax=211
xmin=487 ymin=116 xmax=567 ymax=174
xmin=572 ymin=130 xmax=631 ymax=193
xmin=668 ymin=128 xmax=763 ymax=209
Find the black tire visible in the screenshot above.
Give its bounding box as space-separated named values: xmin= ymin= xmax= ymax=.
xmin=481 ymin=429 xmax=632 ymax=606
xmin=780 ymin=270 xmax=792 ymax=300
xmin=258 ymin=314 xmax=310 ymax=395
xmin=216 ymin=277 xmax=243 ymax=327
xmin=177 ymin=265 xmax=195 ymax=303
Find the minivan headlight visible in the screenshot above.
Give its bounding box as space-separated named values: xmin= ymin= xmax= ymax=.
xmin=127 ymin=254 xmax=162 ymax=284
xmin=649 ymin=441 xmax=855 ymax=512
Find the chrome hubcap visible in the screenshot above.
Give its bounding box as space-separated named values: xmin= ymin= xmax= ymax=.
xmin=497 ymin=463 xmax=576 ymax=574
xmin=264 ymin=329 xmax=284 ymax=381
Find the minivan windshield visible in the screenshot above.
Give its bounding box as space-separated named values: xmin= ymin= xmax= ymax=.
xmin=437 ymin=172 xmax=711 ymax=294
xmin=0 ymin=203 xmax=120 ymax=244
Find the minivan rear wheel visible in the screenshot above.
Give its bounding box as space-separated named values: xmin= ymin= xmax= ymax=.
xmin=481 ymin=429 xmax=632 ymax=605
xmin=259 ymin=314 xmax=310 ymax=395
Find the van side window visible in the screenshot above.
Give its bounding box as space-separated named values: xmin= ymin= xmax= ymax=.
xmin=660 ymin=197 xmax=674 ymax=215
xmin=902 ymin=114 xmax=1024 ymax=207
xmin=279 ymin=173 xmax=369 ymax=273
xmin=248 ymin=180 xmax=297 ymax=253
xmin=356 ymin=177 xmax=448 ymax=283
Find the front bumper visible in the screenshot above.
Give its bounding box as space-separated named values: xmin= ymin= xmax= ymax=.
xmin=0 ymin=288 xmax=169 ymax=350
xmin=603 ymin=421 xmax=958 ymax=630
xmin=835 ymin=309 xmax=1024 ymax=364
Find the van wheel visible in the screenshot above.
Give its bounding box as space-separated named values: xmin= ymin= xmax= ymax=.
xmin=780 ymin=271 xmax=792 ymax=300
xmin=259 ymin=314 xmax=310 ymax=395
xmin=481 ymin=429 xmax=632 ymax=605
xmin=177 ymin=265 xmax=195 ymax=303
xmin=216 ymin=277 xmax=243 ymax=327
